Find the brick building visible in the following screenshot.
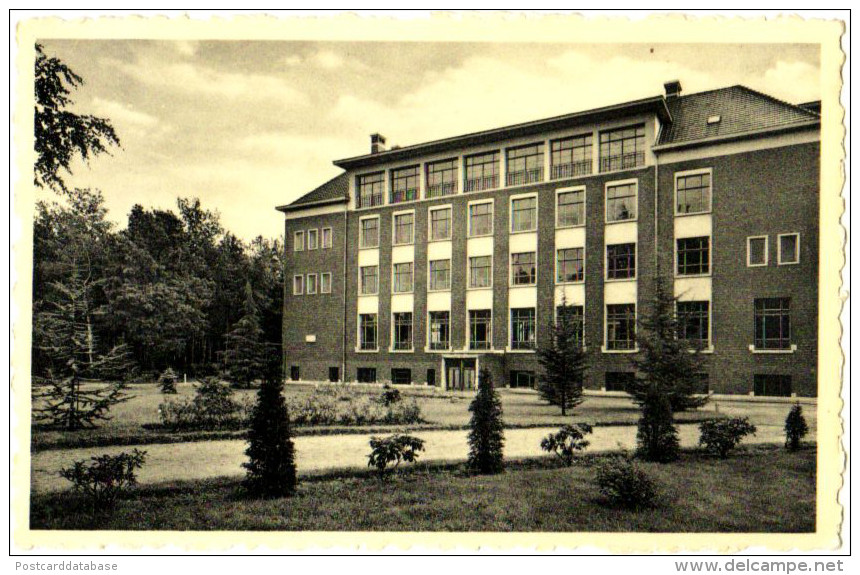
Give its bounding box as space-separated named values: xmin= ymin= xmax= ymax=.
xmin=278 ymin=81 xmax=820 ymax=397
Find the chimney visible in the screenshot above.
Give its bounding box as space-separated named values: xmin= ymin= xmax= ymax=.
xmin=664 ymin=80 xmax=682 ymax=99
xmin=370 ymin=133 xmax=387 ymax=154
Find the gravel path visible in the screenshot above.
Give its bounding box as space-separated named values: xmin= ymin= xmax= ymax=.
xmin=30 ymin=423 xmax=791 ymax=494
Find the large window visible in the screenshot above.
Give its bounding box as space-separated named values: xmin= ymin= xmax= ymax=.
xmin=392 ymin=312 xmax=413 ymax=351
xmin=606 ymin=181 xmax=637 ymax=222
xmin=551 ymin=134 xmax=592 ymax=179
xmin=754 ymin=298 xmax=791 ymax=350
xmin=747 ymin=236 xmax=768 ymax=267
xmin=393 ymin=212 xmax=414 ymax=245
xmin=359 ymin=314 xmax=377 ymax=350
xmin=359 ymin=217 xmax=379 ymax=248
xmin=677 ymin=301 xmax=710 ymax=346
xmin=359 ymin=265 xmax=378 ymax=295
xmin=779 ymin=233 xmax=800 ymax=265
xmin=599 ymin=125 xmax=645 ymax=172
xmin=292 ymin=275 xmax=303 ymax=295
xmin=469 ymin=310 xmax=492 ymax=350
xmin=357 ymin=172 xmax=384 ymax=208
xmin=293 ymin=230 xmax=304 ymax=252
xmin=321 ymin=227 xmax=333 ymax=249
xmin=469 ymin=256 xmax=492 ymax=288
xmin=391 ymin=369 xmax=412 ymax=385
xmin=426 ymin=159 xmax=458 ymax=198
xmin=557 ymin=188 xmax=585 ymax=227
xmin=510 ymin=371 xmax=537 ymax=389
xmin=464 ymin=152 xmax=500 ymax=192
xmin=510 ymin=308 xmax=536 ymax=350
xmin=429 ymin=207 xmax=452 ymax=241
xmin=468 ymin=202 xmax=493 ymax=236
xmin=556 ymin=247 xmax=584 ymax=283
xmin=320 ymin=272 xmax=332 ymax=294
xmin=754 ymin=374 xmax=792 ymax=397
xmin=677 ymin=236 xmax=710 ymax=275
xmin=606 ymin=304 xmax=636 ymax=350
xmin=392 ymin=262 xmax=414 ymax=293
xmin=307 ymin=229 xmax=319 ymax=250
xmin=676 ymin=171 xmax=712 ymax=214
xmin=391 ymin=165 xmax=420 ymax=204
xmin=511 ymin=196 xmax=537 ymax=232
xmin=428 ymin=311 xmax=450 ymax=350
xmin=428 ymin=259 xmax=451 ymax=291
xmin=607 ymin=243 xmax=636 ymax=280
xmin=506 ymin=143 xmax=544 ymax=186
xmin=511 ymin=252 xmax=537 ymax=285
xmin=356 ymin=367 xmax=377 ymax=383
xmin=306 ymin=273 xmax=318 ymax=294
xmin=556 ymin=305 xmax=585 ymax=347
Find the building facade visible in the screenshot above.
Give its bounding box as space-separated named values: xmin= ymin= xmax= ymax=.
xmin=278 ymin=81 xmax=820 ymax=397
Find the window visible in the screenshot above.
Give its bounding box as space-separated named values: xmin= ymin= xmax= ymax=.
xmin=426 ymin=159 xmax=458 ymax=198
xmin=358 ymin=314 xmax=377 ymax=351
xmin=321 ymin=227 xmax=333 ymax=248
xmin=754 ymin=298 xmax=791 ymax=350
xmin=557 ymin=188 xmax=585 ymax=227
xmin=506 ymin=144 xmax=544 ymax=186
xmin=393 ymin=262 xmax=414 ymax=293
xmin=607 ymin=243 xmax=636 ymax=280
xmin=292 ymin=275 xmax=304 ymax=295
xmin=428 ymin=311 xmax=450 ymax=350
xmin=779 ymin=233 xmax=800 ymax=265
xmin=428 ymin=259 xmax=451 ymax=291
xmin=328 ymin=367 xmax=340 ymax=383
xmin=606 ymin=181 xmax=637 ymax=222
xmin=510 ymin=308 xmax=536 ymax=350
xmin=360 ymin=266 xmax=378 ymax=295
xmin=511 ymin=196 xmax=537 ymax=232
xmin=320 ymin=272 xmax=332 ymax=294
xmin=290 ymin=366 xmax=300 ymax=381
xmin=429 ymin=207 xmax=452 ymax=241
xmin=469 ymin=310 xmax=492 ymax=350
xmin=676 ymin=171 xmax=712 ymax=214
xmin=606 ymin=304 xmax=636 ymax=350
xmin=551 ymin=134 xmax=592 ymax=179
xmin=556 ymin=305 xmax=585 ymax=347
xmin=392 ymin=312 xmax=413 ymax=351
xmin=464 ymin=151 xmax=499 ymax=192
xmin=357 ymin=367 xmax=377 ymax=383
xmin=357 ymin=172 xmax=385 ymax=208
xmin=391 ymin=165 xmax=420 ymax=204
xmin=393 ymin=212 xmax=414 ymax=245
xmin=509 ymin=371 xmax=537 ymax=389
xmin=754 ymin=374 xmax=792 ymax=397
xmin=747 ymin=236 xmax=768 ymax=267
xmin=677 ymin=301 xmax=710 ymax=346
xmin=599 ymin=125 xmax=645 ymax=172
xmin=605 ymin=372 xmax=635 ymax=392
xmin=306 ymin=273 xmax=318 ymax=294
xmin=307 ymin=229 xmax=319 ymax=250
xmin=511 ymin=252 xmax=536 ymax=285
xmin=556 ymin=248 xmax=584 ymax=283
xmin=426 ymin=369 xmax=436 ymax=387
xmin=359 ymin=217 xmax=380 ymax=248
xmin=391 ymin=368 xmax=412 ymax=385
xmin=677 ymin=236 xmax=710 ymax=276
xmin=469 ymin=256 xmax=492 ymax=288
xmin=468 ymin=202 xmax=493 ymax=236
xmin=293 ymin=230 xmax=305 ymax=252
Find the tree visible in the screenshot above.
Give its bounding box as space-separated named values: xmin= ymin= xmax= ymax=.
xmin=34 ymin=43 xmax=120 ymax=195
xmin=784 ymin=403 xmax=810 ymax=451
xmin=635 ymin=386 xmax=680 ymax=463
xmin=467 ymin=368 xmax=505 ymax=474
xmin=537 ymin=298 xmax=587 ymax=415
xmin=222 ymin=282 xmax=265 ymax=388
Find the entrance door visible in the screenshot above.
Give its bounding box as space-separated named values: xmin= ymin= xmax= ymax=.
xmin=445 ymin=358 xmax=477 ymax=391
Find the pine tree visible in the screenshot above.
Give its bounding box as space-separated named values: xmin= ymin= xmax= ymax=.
xmin=222 ymin=282 xmax=265 ymax=389
xmin=537 ymin=297 xmax=587 ymax=415
xmin=784 ymin=403 xmax=810 ymax=451
xmin=467 ymin=368 xmax=505 ymax=474
xmin=242 ymin=355 xmax=296 ymax=497
xmin=635 ymin=385 xmax=680 ymax=463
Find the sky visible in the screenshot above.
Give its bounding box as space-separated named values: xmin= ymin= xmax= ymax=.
xmin=37 ymin=39 xmax=821 ymax=241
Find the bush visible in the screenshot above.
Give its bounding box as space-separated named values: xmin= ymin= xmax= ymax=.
xmin=698 ymin=417 xmax=757 ymax=458
xmin=636 ymin=388 xmax=680 ymax=463
xmin=158 ymin=377 xmax=242 ymax=430
xmin=158 ymin=368 xmax=179 ymax=394
xmin=540 ymin=423 xmax=593 ymax=466
xmin=784 ymin=403 xmax=810 ymax=451
xmin=467 ymin=369 xmax=505 ymax=474
xmin=595 ymin=453 xmax=657 ymax=509
xmin=59 ymin=449 xmax=147 ymax=511
xmin=377 ymin=384 xmax=402 ymax=407
xmin=367 ymin=434 xmax=425 ymax=479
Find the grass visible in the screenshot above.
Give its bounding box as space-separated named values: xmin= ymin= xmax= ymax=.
xmin=31 ymin=445 xmax=815 ymax=532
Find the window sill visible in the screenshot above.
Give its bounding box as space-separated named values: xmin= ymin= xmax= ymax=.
xmin=425 ymin=348 xmax=452 ymax=353
xmin=355 ymin=348 xmax=379 ymax=354
xmin=466 ymin=286 xmax=493 ymax=291
xmin=689 ymin=346 xmax=714 ymax=354
xmin=601 ymin=346 xmax=639 ymax=354
xmin=358 ymin=292 xmax=379 ymax=297
xmin=749 ymin=344 xmax=797 ymax=354
xmin=555 ymin=280 xmax=585 ymax=286
xmin=777 ymin=261 xmax=800 ymax=266
xmin=428 ymin=237 xmax=452 ymax=244
xmin=467 ymin=233 xmax=494 ymax=239
xmin=389 ymin=349 xmax=415 ymax=354
xmin=674 ymin=210 xmax=712 ymax=218
xmin=605 ymin=217 xmax=638 ymax=225
xmin=555 ymin=223 xmax=586 ymax=230
xmin=392 ymin=291 xmax=414 ymax=295
xmin=509 ymin=228 xmax=538 ymax=235
xmin=604 ymin=277 xmax=637 ymax=283
xmin=747 ymin=263 xmax=768 ymax=268
xmin=510 ymin=283 xmax=537 ymax=288
xmin=675 ymin=273 xmax=712 ymax=279
xmin=392 ymin=242 xmax=415 ymax=247
xmin=358 ymin=245 xmax=379 ymax=251
xmin=506 ymin=348 xmax=536 ymax=354
xmin=427 ymin=288 xmax=452 ymax=294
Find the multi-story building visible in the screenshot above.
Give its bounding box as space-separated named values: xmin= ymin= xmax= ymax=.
xmin=278 ymin=80 xmax=820 ymax=397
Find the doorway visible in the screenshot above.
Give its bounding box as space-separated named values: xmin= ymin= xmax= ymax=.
xmin=444 ymin=357 xmax=477 ymax=391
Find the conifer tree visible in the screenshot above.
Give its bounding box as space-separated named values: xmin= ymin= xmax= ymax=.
xmin=537 ymin=297 xmax=587 ymax=415
xmin=222 ymin=282 xmax=265 ymax=389
xmin=784 ymin=403 xmax=810 ymax=451
xmin=467 ymin=368 xmax=505 ymax=474
xmin=635 ymin=386 xmax=680 ymax=462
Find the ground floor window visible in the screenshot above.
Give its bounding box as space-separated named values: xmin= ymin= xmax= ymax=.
xmin=392 ymin=312 xmax=413 ymax=351
xmin=754 ymin=374 xmax=792 ymax=397
xmin=605 ymin=371 xmax=634 ymax=392
xmin=677 ymin=300 xmax=710 ymax=347
xmin=328 ymin=367 xmax=340 ymax=382
xmin=427 ymin=368 xmax=436 ymax=387
xmin=429 ymin=311 xmax=450 ymax=350
xmin=357 ymin=367 xmax=377 ymax=383
xmin=509 ymin=370 xmax=536 ymax=388
xmin=510 ymin=307 xmax=536 ymax=350
xmin=290 ymin=365 xmax=300 ymax=381
xmin=606 ymin=304 xmax=636 ymax=350
xmin=754 ymin=297 xmax=791 ymax=350
xmin=469 ymin=309 xmax=492 ymax=350
xmin=556 ymin=304 xmax=585 ymax=347
xmin=391 ymin=368 xmax=412 ymax=385
xmin=359 ymin=313 xmax=378 ymax=350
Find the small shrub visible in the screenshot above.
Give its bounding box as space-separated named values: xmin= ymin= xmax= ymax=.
xmin=59 ymin=449 xmax=147 ymax=511
xmin=594 ymin=453 xmax=657 ymax=509
xmin=367 ymin=434 xmax=425 ymax=479
xmin=157 ymin=397 xmax=196 ymax=429
xmin=158 ymin=368 xmax=179 ymax=394
xmin=157 ymin=377 xmax=242 ymax=430
xmin=377 ymin=384 xmax=402 ymax=407
xmin=784 ymin=403 xmax=810 ymax=451
xmin=698 ymin=417 xmax=757 ymax=458
xmin=540 ymin=423 xmax=593 ymax=466
xmin=636 ymin=388 xmax=680 ymax=463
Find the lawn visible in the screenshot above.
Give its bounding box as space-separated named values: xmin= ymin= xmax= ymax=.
xmin=30 ymin=445 xmax=816 ymax=532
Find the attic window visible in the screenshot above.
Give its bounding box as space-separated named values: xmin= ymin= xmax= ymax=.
xmin=707 ymin=115 xmax=722 ymax=125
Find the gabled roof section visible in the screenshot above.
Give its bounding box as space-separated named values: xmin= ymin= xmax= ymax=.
xmin=276 ymin=172 xmax=349 ymax=213
xmin=658 ymin=85 xmax=819 ymax=147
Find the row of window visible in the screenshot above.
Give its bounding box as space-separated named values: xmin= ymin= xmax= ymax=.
xmin=355 ymin=125 xmax=647 ymax=208
xmin=747 ymin=233 xmax=801 ymax=266
xmin=292 ymin=272 xmax=333 ymax=295
xmin=293 ymin=227 xmax=333 ymax=252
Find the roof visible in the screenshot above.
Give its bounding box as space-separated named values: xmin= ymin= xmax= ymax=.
xmin=276 ymin=172 xmax=349 ymax=212
xmin=657 ymin=85 xmax=819 ymax=147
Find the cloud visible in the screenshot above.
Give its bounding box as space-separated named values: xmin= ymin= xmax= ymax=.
xmin=754 ymin=60 xmax=821 ymax=104
xmin=313 ymin=50 xmax=345 ymax=69
xmin=173 ymin=40 xmax=198 ymax=57
xmin=90 ymin=97 xmax=159 ymax=127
